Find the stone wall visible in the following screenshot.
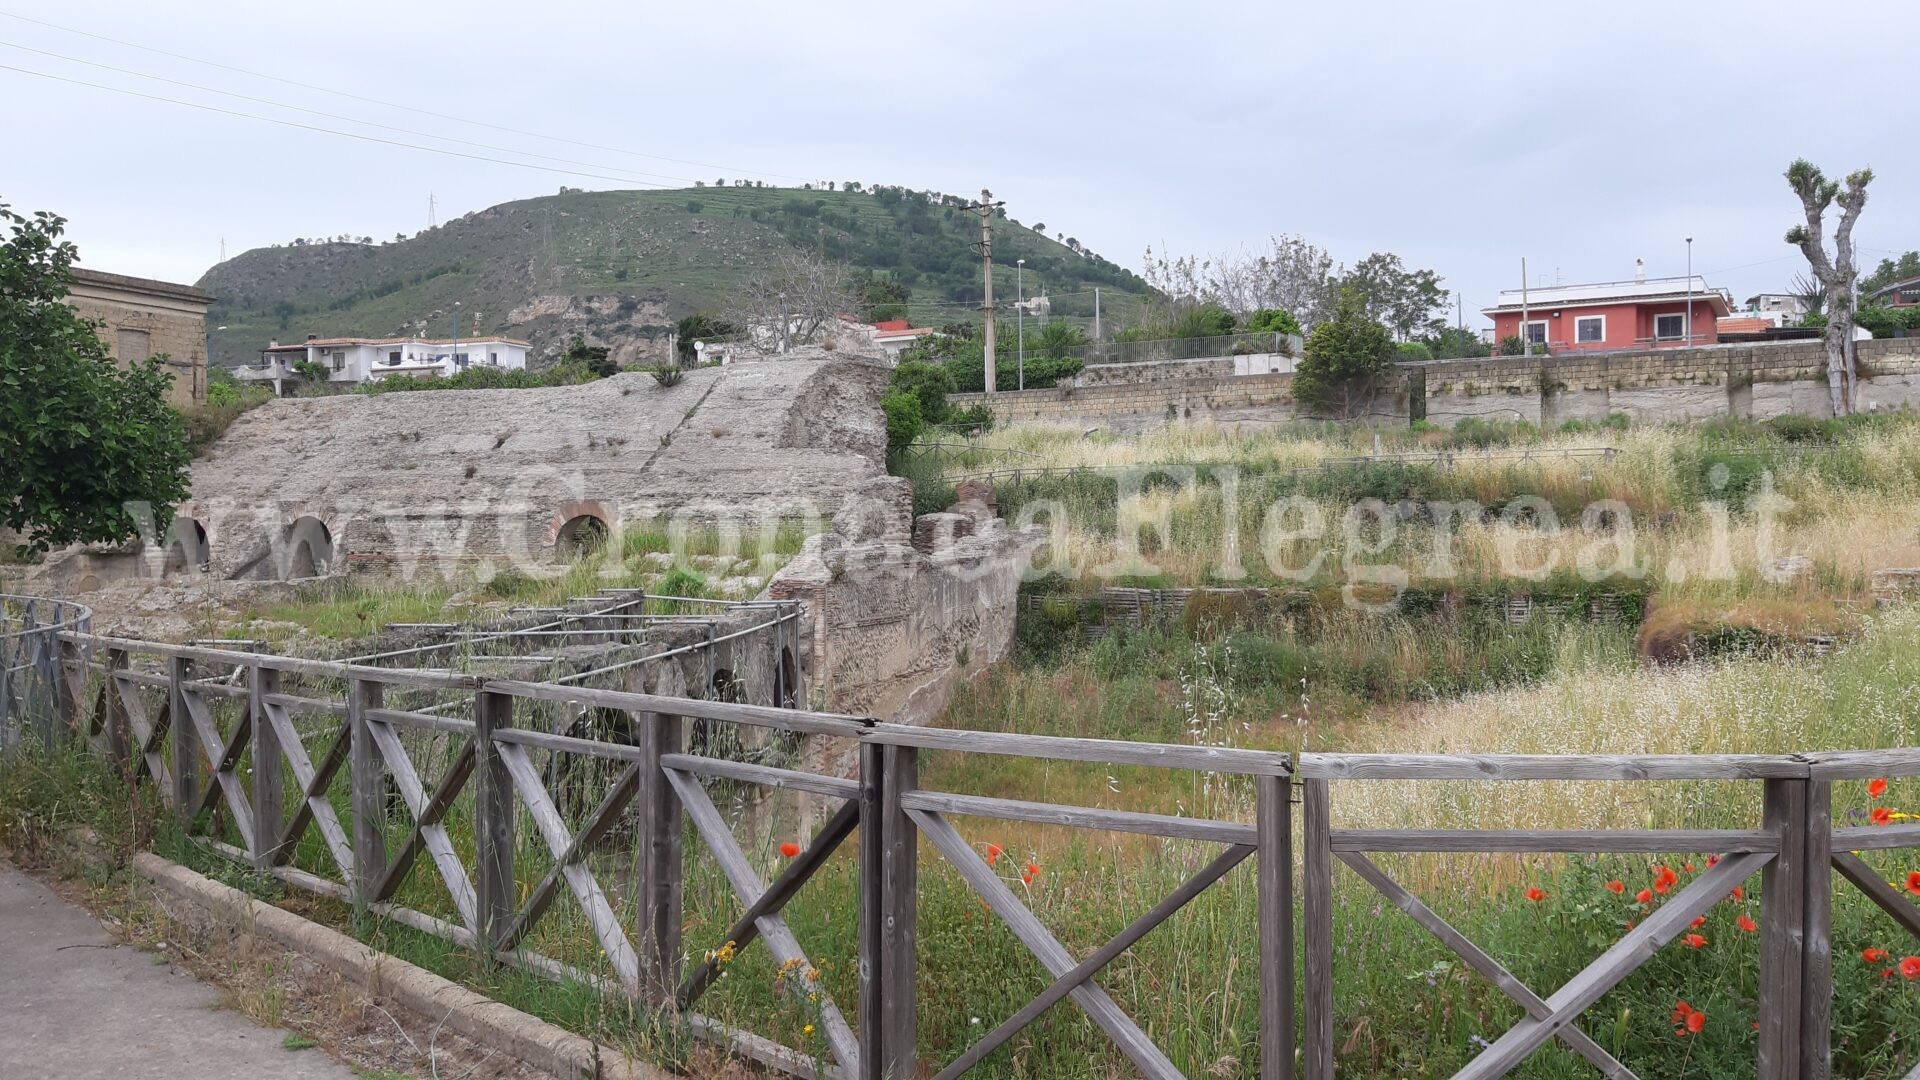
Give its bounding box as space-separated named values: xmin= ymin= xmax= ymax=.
xmin=954 ymin=339 xmax=1920 ymax=433
xmin=1416 ymin=338 xmax=1920 ymax=426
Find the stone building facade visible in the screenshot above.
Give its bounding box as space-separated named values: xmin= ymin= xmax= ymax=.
xmin=64 ymin=268 xmax=213 ymax=408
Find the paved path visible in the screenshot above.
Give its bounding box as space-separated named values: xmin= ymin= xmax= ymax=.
xmin=0 ymin=861 xmax=359 ymax=1079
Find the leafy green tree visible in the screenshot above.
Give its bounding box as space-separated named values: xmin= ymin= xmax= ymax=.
xmin=1416 ymin=324 xmax=1491 ymax=360
xmin=0 ymin=201 xmax=191 ymax=554
xmin=675 ymin=313 xmax=738 ymax=364
xmin=859 ymin=276 xmax=911 ymax=322
xmin=1245 ymin=309 xmax=1302 ymax=336
xmin=1340 ymin=252 xmax=1445 ymax=340
xmin=559 ymin=335 xmax=618 ymax=378
xmin=888 ymin=360 xmax=955 ymax=426
xmin=1292 ymin=287 xmax=1394 ymax=418
xmin=1861 ymin=251 xmax=1920 ymax=300
xmin=1030 ymin=320 xmax=1089 ymax=359
xmin=881 ymin=389 xmax=923 ymax=455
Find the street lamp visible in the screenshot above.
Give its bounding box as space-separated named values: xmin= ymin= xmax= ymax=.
xmin=1016 ymin=259 xmax=1025 ymax=391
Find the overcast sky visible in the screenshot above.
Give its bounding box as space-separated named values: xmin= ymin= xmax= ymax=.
xmin=5 ymin=1 xmax=1914 ymax=327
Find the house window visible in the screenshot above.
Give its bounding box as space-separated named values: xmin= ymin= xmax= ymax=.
xmin=388 ymin=350 xmax=402 ymax=365
xmin=489 ymin=352 xmax=499 ymax=365
xmin=1575 ymin=315 xmax=1605 ymax=344
xmin=1654 ymin=314 xmax=1686 ymax=341
xmin=1523 ymin=321 xmax=1548 ymax=346
xmin=332 ymin=350 xmax=345 ymax=371
xmin=114 ymin=329 xmax=152 ymax=365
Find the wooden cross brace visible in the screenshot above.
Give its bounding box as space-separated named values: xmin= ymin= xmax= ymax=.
xmin=906 ymin=806 xmax=1193 ymax=1080
xmin=1451 ymin=851 xmax=1773 ymax=1079
xmin=665 ymin=767 xmax=863 ymax=1077
xmin=259 ymin=701 xmax=355 ymax=878
xmin=113 ymin=673 xmax=173 ymax=801
xmin=497 ymin=742 xmax=641 ymax=993
xmin=365 ymin=719 xmax=479 ymax=933
xmin=179 ymin=686 xmax=257 ymax=853
xmin=496 ymin=759 xmax=643 ymax=954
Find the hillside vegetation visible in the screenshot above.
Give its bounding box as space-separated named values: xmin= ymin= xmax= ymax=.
xmin=196 ymin=185 xmax=1151 ymax=368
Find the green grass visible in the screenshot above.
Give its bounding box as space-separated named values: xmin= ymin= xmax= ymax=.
xmin=281 ymin=1034 xmax=317 ymax=1051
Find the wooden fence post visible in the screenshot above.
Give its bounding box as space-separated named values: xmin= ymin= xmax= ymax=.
xmin=473 ymin=688 xmax=516 ymax=957
xmin=105 ymin=648 xmax=130 ymax=774
xmin=250 ymin=665 xmax=283 ymax=869
xmin=880 ymin=743 xmax=918 ymax=1080
xmin=169 ymin=656 xmax=197 ymax=825
xmin=55 ymin=636 xmax=81 ymax=741
xmin=636 ymin=708 xmax=684 ymax=1004
xmin=349 ymin=676 xmax=386 ymax=914
xmin=858 ymin=740 xmax=886 ymax=1080
xmin=1757 ymin=778 xmax=1807 ymax=1080
xmin=1801 ymin=779 xmax=1832 ymax=1080
xmin=1258 ymin=773 xmax=1295 ymax=1080
xmin=1301 ymin=777 xmax=1333 ymax=1080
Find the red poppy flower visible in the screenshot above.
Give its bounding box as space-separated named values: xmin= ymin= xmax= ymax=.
xmin=1690 ymin=915 xmax=1706 ymax=929
xmin=779 ymin=842 xmax=801 ymax=858
xmin=1737 ymin=914 xmax=1758 ymax=933
xmin=1671 ymin=1000 xmax=1694 ymax=1024
xmin=1025 ymin=862 xmax=1041 ymax=877
xmin=1907 ymin=872 xmax=1920 ymax=897
xmin=1671 ymin=1001 xmax=1706 ymax=1037
xmin=1873 ymin=807 xmax=1894 ymax=826
xmin=1682 ymin=862 xmax=1696 ymax=874
xmin=1682 ymin=933 xmax=1708 ymax=949
xmin=1902 ymin=956 xmax=1920 ymax=981
xmin=1524 ymin=887 xmax=1546 ymax=902
xmin=985 ymin=843 xmax=1003 ymax=866
xmin=1635 ymin=888 xmax=1654 ymax=905
xmin=1685 ymin=1010 xmax=1706 ymax=1034
xmin=1868 ymin=777 xmax=1889 ymax=800
xmin=1653 ymin=866 xmax=1679 ymax=894
xmin=1884 ymin=968 xmax=1897 ymax=980
xmin=1605 ymin=879 xmax=1625 ymax=894
xmin=1729 ymin=886 xmax=1744 ymax=902
xmin=1625 ymin=919 xmax=1636 ymax=930
xmin=1865 ymin=947 xmax=1889 ymax=964
xmin=1706 ymin=854 xmax=1721 ymax=868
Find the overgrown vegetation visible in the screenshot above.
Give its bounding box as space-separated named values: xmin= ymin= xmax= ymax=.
xmin=0 ymin=199 xmax=193 ymax=554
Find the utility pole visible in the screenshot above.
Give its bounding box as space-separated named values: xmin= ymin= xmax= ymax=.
xmin=963 ymin=189 xmax=1004 ymax=393
xmin=1094 ymin=286 xmax=1102 ymax=347
xmin=1685 ymin=237 xmax=1694 ymax=348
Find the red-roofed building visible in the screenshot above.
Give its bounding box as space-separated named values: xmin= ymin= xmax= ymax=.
xmin=1482 ymin=275 xmax=1731 ymax=353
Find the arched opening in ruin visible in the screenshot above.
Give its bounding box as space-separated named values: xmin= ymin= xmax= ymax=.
xmin=776 ymin=646 xmax=798 ymax=709
xmin=162 ymin=517 xmax=209 ymax=577
xmin=710 ymin=666 xmax=742 ymax=704
xmin=555 ymin=514 xmax=609 ymax=559
xmin=283 ymin=517 xmax=334 ymax=579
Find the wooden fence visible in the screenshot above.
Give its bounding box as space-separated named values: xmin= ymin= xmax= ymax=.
xmin=9 ymin=609 xmax=1919 ymax=1079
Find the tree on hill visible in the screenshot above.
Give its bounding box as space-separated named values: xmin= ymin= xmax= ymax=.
xmin=1784 ymin=157 xmax=1873 ymax=415
xmin=1292 ymin=287 xmax=1394 ymax=419
xmin=560 ymin=335 xmax=617 ymax=378
xmin=726 ymin=251 xmax=854 ymax=350
xmin=0 ymin=201 xmax=191 ymax=555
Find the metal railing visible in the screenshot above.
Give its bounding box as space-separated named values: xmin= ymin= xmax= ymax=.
xmin=0 ymin=593 xmax=92 ymax=757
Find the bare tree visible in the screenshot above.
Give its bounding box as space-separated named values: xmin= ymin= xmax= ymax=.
xmin=1141 ymin=235 xmax=1341 ymax=330
xmin=1784 ymin=158 xmax=1873 ymax=415
xmin=726 ymin=251 xmax=855 ymax=353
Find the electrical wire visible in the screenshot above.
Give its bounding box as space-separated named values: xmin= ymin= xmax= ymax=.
xmin=0 ymin=61 xmax=695 ymax=189
xmin=0 ymin=39 xmax=706 ymax=187
xmin=0 ymin=8 xmax=811 ymax=182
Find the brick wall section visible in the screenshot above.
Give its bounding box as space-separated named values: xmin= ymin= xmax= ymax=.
xmin=956 ymin=339 xmax=1920 ymax=431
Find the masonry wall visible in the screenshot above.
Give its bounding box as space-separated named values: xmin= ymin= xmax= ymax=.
xmin=64 ymin=276 xmax=210 ymax=408
xmin=954 ymin=339 xmax=1920 ymax=432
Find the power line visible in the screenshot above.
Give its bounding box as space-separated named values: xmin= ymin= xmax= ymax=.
xmin=0 ymin=61 xmax=699 ymax=189
xmin=0 ymin=39 xmax=706 ymax=187
xmin=0 ymin=8 xmax=811 ymax=183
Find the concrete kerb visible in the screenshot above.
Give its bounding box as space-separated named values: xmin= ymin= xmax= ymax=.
xmin=130 ymin=851 xmax=671 ymax=1080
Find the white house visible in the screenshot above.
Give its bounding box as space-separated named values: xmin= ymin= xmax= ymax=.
xmin=238 ymin=334 xmax=530 ymax=394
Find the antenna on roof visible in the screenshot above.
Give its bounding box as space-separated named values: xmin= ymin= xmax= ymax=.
xmin=1634 ymin=258 xmax=1646 ymax=283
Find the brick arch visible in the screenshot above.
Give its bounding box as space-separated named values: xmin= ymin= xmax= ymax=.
xmin=545 ymin=500 xmax=613 ymax=551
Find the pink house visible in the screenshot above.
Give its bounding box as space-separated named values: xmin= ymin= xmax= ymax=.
xmin=1482 ymin=275 xmax=1731 ymax=353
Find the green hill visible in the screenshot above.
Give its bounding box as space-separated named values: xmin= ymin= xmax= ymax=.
xmin=197 ymin=184 xmax=1152 ymax=369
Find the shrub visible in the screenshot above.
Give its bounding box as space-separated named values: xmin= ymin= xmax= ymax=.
xmin=1246 ymin=308 xmax=1302 ymax=336
xmin=649 ymin=362 xmax=685 ymax=387
xmin=882 ymin=390 xmax=924 ymax=456
xmin=890 ymin=360 xmax=955 ymax=425
xmin=1394 ymin=341 xmax=1434 ymax=363
xmin=1293 ymin=288 xmax=1395 ymax=418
